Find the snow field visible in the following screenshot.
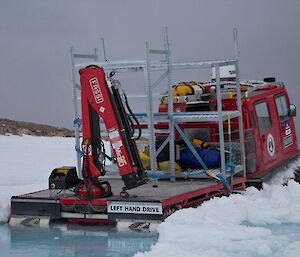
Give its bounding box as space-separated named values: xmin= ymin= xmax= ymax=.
xmin=0 ymin=135 xmax=110 ymax=223
xmin=0 ymin=135 xmax=76 ymax=222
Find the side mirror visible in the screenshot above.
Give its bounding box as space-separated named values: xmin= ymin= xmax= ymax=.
xmin=289 ymin=104 xmax=296 ymax=117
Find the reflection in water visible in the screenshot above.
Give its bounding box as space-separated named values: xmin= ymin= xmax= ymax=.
xmin=3 ymin=223 xmax=300 ymax=257
xmin=1 ymin=223 xmax=158 ymax=257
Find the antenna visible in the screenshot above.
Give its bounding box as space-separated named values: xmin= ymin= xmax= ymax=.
xmin=101 ymin=38 xmax=108 ymax=62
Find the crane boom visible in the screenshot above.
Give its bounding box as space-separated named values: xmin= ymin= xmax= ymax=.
xmin=77 ymin=66 xmax=147 ymax=199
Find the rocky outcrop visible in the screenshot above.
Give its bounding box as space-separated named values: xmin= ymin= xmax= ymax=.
xmin=0 ymin=118 xmax=74 ymax=137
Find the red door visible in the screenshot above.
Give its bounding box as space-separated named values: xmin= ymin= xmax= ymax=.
xmin=275 ymin=94 xmax=296 ymax=154
xmin=254 ymin=100 xmax=278 ymax=165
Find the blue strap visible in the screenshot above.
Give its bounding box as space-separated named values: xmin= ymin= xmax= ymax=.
xmin=146 ymin=169 xmax=206 ymax=180
xmin=73 ymin=117 xmax=82 ymax=127
xmin=218 ymin=175 xmax=232 ymax=192
xmin=75 ymin=146 xmax=83 ymax=157
xmin=226 ymin=162 xmax=236 ymax=174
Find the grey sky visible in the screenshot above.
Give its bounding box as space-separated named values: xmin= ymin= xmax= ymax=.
xmin=0 ymin=0 xmax=300 ymax=135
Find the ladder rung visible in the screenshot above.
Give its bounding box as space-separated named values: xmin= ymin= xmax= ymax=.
xmin=73 ymin=53 xmax=97 ymax=59
xmin=149 ymin=49 xmax=170 ymax=55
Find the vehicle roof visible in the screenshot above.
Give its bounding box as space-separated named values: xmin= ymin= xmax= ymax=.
xmin=246 ymin=84 xmax=286 ymax=100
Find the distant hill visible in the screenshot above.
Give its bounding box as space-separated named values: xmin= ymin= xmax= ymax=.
xmin=0 ymin=118 xmax=74 ymax=137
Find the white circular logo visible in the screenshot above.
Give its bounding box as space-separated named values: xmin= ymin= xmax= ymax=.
xmin=267 ymin=134 xmax=275 ymax=157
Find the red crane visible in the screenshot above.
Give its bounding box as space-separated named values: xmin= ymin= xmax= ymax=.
xmin=76 ymin=65 xmax=147 ymax=199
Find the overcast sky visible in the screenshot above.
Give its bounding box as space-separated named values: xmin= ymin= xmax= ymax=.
xmin=1 ymin=0 xmax=300 ymax=134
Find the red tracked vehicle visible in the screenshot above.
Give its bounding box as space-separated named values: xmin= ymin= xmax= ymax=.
xmin=9 ymin=66 xmax=299 ymax=227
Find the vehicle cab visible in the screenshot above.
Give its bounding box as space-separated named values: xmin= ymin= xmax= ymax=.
xmin=242 ymin=79 xmax=298 ymax=179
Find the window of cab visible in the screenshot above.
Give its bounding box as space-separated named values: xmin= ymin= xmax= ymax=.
xmin=275 ymin=94 xmax=289 ymax=122
xmin=254 ymin=101 xmax=272 ymax=131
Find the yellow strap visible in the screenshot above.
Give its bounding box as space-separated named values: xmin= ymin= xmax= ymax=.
xmin=206 ymin=170 xmax=220 ymax=180
xmin=226 ymin=113 xmax=231 ymax=135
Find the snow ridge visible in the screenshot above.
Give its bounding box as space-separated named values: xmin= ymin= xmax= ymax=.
xmin=136 ymin=159 xmax=300 ymax=257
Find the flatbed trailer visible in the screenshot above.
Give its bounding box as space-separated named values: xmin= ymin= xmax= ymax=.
xmin=10 ymin=170 xmax=245 ymax=224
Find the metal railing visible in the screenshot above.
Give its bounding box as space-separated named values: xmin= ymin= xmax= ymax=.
xmin=69 ymin=28 xmax=246 ymax=189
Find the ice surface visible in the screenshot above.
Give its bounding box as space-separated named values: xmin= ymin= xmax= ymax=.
xmin=135 ymin=159 xmax=300 ymax=257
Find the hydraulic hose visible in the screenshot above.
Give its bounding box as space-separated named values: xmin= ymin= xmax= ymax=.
xmin=123 ymin=93 xmax=142 ymax=140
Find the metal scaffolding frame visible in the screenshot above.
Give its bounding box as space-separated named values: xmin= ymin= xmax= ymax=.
xmin=69 ymin=28 xmax=246 ymax=188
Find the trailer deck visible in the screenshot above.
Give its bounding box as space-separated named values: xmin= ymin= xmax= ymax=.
xmin=11 ymin=173 xmax=245 ymax=224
